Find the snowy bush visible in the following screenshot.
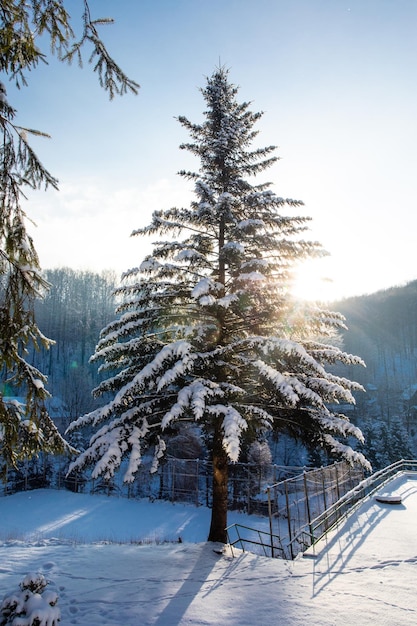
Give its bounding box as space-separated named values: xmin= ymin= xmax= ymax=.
xmin=248 ymin=441 xmax=273 ymax=466
xmin=0 ymin=573 xmax=60 ymax=626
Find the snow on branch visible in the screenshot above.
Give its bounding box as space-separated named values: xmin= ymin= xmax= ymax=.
xmin=207 ymin=404 xmax=248 ymax=462
xmin=139 ymin=257 xmax=161 ymax=272
xmin=191 ymin=276 xmax=218 ymax=299
xmin=160 ymin=385 xmax=194 ymax=427
xmin=0 ymin=572 xmax=60 ymax=626
xmin=253 ymin=360 xmax=299 ymax=406
xmin=191 ymin=276 xmax=224 ymax=306
xmin=161 ymin=379 xmax=223 ymax=428
xmin=240 ymin=258 xmax=269 ymax=271
xmin=150 ymin=436 xmax=166 ymax=473
xmin=253 ymin=359 xmax=323 ymax=407
xmin=307 ymin=377 xmax=357 ymax=404
xmin=174 ymin=248 xmax=206 ymax=263
xmin=121 ymin=340 xmax=194 ymax=395
xmin=124 ymin=425 xmax=146 ymax=482
xmin=306 ymin=343 xmax=366 ymax=368
xmin=237 ymin=218 xmax=265 ymax=232
xmin=90 ymin=426 xmax=127 ymax=480
xmin=156 ymin=351 xmax=197 ymax=391
xmin=217 ymin=293 xmax=239 ymax=308
xmin=259 ymin=337 xmax=328 ymax=377
xmin=239 ymin=404 xmax=275 ymax=429
xmin=323 ymin=434 xmax=372 ymax=472
xmin=325 ymin=372 xmax=365 ymax=393
xmin=235 ymin=271 xmax=266 ymax=284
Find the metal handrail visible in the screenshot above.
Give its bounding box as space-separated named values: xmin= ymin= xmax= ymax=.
xmin=225 ymin=522 xmax=286 ymax=559
xmin=299 ymin=459 xmax=417 ymax=548
xmin=226 ymin=459 xmax=417 ymax=560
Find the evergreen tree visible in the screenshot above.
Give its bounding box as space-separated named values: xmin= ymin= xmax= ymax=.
xmin=0 ymin=2 xmax=138 ymax=476
xmin=68 ymin=68 xmax=369 ymax=542
xmin=0 ymin=1 xmax=139 ymax=97
xmin=358 ymin=416 xmax=412 ymax=470
xmin=0 ymin=84 xmax=72 ymax=472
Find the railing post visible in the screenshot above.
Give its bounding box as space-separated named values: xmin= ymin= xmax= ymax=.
xmin=267 ymin=487 xmax=275 ymax=558
xmin=303 ymin=471 xmax=313 ymax=545
xmin=195 ymin=459 xmax=199 ymax=506
xmin=335 ymin=463 xmax=340 ymax=500
xmin=236 ymin=525 xmax=244 ymax=552
xmin=284 ymin=481 xmax=294 ymax=560
xmin=171 ymin=461 xmax=175 ymax=502
xmin=274 ymin=467 xmax=278 ymax=511
xmin=321 ymin=467 xmax=327 ymax=511
xmin=347 ymin=463 xmax=353 ymax=490
xmin=247 ymin=465 xmax=251 ymax=514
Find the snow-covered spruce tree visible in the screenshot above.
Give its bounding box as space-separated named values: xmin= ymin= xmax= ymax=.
xmin=68 ymin=68 xmax=369 ymax=543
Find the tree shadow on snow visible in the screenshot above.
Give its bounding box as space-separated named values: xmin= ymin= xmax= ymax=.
xmin=311 ymin=501 xmax=392 ymax=596
xmin=152 ymin=544 xmax=219 ymax=625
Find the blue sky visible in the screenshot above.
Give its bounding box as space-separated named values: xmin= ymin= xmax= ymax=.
xmin=8 ymin=0 xmax=417 ymax=301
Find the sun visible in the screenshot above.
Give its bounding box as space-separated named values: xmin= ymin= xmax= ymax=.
xmin=291 ymin=260 xmax=336 ymax=303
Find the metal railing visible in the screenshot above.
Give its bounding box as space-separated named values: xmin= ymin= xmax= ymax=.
xmin=294 ymin=458 xmax=417 ymax=552
xmin=226 ymin=522 xmax=287 ymax=559
xmin=226 ymin=459 xmax=417 ymax=560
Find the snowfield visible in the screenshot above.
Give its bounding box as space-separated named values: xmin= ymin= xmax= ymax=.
xmin=0 ymin=474 xmax=416 ymax=625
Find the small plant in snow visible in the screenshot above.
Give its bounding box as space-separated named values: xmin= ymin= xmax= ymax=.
xmin=0 ymin=573 xmax=60 ymax=626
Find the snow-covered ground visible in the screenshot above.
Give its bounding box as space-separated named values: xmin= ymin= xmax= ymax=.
xmin=0 ymin=474 xmax=416 ymax=625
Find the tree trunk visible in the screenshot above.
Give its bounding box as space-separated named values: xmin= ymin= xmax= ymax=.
xmin=208 ymin=421 xmax=228 ymax=543
xmin=207 ymin=208 xmax=229 ymax=543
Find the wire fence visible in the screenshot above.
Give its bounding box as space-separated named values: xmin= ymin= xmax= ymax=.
xmin=1 ymin=453 xmax=309 ymax=512
xmin=4 ymin=453 xmax=416 ymax=561
xmin=227 ymin=460 xmax=366 ymax=559
xmin=2 ymin=453 xmax=370 ymax=561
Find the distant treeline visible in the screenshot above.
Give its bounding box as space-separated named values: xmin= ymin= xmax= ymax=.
xmin=336 ymin=280 xmax=417 ymax=405
xmin=28 ymin=270 xmax=417 ymax=468
xmin=333 ymin=280 xmax=417 ymax=466
xmin=29 ymin=268 xmax=118 ymax=422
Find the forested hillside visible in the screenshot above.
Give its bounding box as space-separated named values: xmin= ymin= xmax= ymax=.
xmin=23 ymin=271 xmax=417 ymax=471
xmin=334 ymin=280 xmax=417 ymax=467
xmin=28 ymin=268 xmax=118 ymax=427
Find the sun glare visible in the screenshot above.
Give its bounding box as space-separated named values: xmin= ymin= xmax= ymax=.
xmin=292 ymin=261 xmax=336 ymax=303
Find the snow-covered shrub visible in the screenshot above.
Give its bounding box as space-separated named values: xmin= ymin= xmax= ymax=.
xmin=248 ymin=441 xmax=272 ymax=466
xmin=247 ymin=441 xmax=273 ymax=500
xmin=0 ymin=572 xmax=60 ymax=626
